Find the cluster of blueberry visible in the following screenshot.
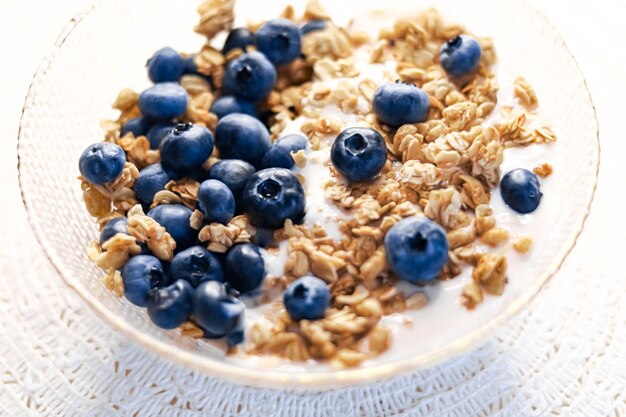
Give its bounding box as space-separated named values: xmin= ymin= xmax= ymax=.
xmin=78 ymin=18 xmax=544 ymax=347
xmin=78 ymin=18 xmax=336 ymax=345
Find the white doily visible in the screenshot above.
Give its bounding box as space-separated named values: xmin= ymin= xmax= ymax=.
xmin=2 ymin=0 xmax=626 ymax=415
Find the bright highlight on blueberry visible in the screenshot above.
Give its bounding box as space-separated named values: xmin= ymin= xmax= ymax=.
xmin=147 ymin=47 xmax=185 ymax=83
xmin=500 ymin=168 xmax=542 ymax=214
xmin=373 ymin=82 xmax=430 ymax=127
xmin=121 ymin=255 xmax=166 ymax=307
xmin=262 ymin=134 xmax=307 ymax=169
xmin=255 ymin=18 xmax=302 ymax=66
xmin=197 ymin=179 xmax=236 ymax=224
xmin=160 ymin=123 xmax=214 ymax=178
xmin=138 ymin=82 xmax=189 ymax=121
xmin=192 ymin=281 xmax=245 ymax=345
xmin=330 ymin=127 xmax=387 ymax=183
xmin=222 ymin=51 xmax=277 ymax=101
xmin=224 ymin=243 xmax=266 ymax=294
xmin=242 ymin=168 xmax=306 ymax=229
xmin=440 ymin=35 xmax=482 ymax=77
xmin=170 ymin=246 xmax=224 ymax=287
xmin=215 ymin=113 xmax=271 ymax=168
xmin=384 ymin=216 xmax=449 ymax=283
xmin=79 ymin=142 xmax=126 ymax=185
xmin=222 ymin=27 xmax=255 ymax=55
xmin=147 ymin=279 xmax=194 ymax=329
xmin=283 ymin=276 xmax=330 ymax=321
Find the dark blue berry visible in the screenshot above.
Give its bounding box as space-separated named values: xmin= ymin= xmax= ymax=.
xmin=147 ymin=279 xmax=194 ymax=329
xmin=210 ymin=95 xmax=257 ymax=119
xmin=330 ymin=127 xmax=387 ymax=183
xmin=146 ymin=122 xmax=175 ymax=149
xmin=100 ymin=217 xmax=129 ymax=244
xmin=208 ymin=159 xmax=256 ymax=206
xmin=147 ymin=47 xmax=185 ymax=83
xmin=500 ymin=168 xmax=542 ymax=214
xmin=134 ymin=163 xmax=172 ymax=206
xmin=222 ymin=27 xmax=255 ymax=55
xmin=301 ymin=20 xmax=326 ymax=35
xmin=242 ymin=168 xmax=306 ymax=229
xmin=215 ymin=113 xmax=271 ymax=168
xmin=384 ymin=217 xmax=449 ymax=283
xmin=197 ymin=179 xmax=236 ymax=224
xmin=147 ymin=204 xmax=197 ymax=250
xmin=192 ymin=281 xmax=245 ymax=343
xmin=255 ymin=18 xmax=302 ymax=66
xmin=224 ymin=243 xmax=265 ymax=294
xmin=373 ymin=82 xmax=430 ymax=127
xmin=138 ymin=82 xmax=189 ymax=121
xmin=160 ymin=123 xmax=214 ymax=177
xmin=440 ymin=35 xmax=482 ymax=77
xmin=121 ymin=255 xmax=167 ymax=307
xmin=121 ymin=117 xmax=152 ymax=138
xmin=262 ymin=134 xmax=307 ymax=169
xmin=170 ymin=246 xmax=223 ymax=287
xmin=222 ymin=51 xmax=277 ymax=101
xmin=283 ymin=276 xmax=329 ymax=321
xmin=182 ymin=54 xmax=199 ymax=74
xmin=79 ymin=142 xmax=126 ymax=185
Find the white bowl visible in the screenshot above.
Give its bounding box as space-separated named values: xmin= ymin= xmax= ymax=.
xmin=18 ymin=0 xmax=598 ymax=389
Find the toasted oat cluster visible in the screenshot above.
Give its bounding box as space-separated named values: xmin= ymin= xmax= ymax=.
xmin=79 ymin=0 xmax=555 ymax=367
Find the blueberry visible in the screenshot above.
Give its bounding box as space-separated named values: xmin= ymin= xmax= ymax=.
xmin=384 ymin=216 xmax=449 ymax=283
xmin=147 ymin=47 xmax=185 ymax=83
xmin=210 ymin=95 xmax=257 ymax=119
xmin=208 ymin=159 xmax=256 ymax=205
xmin=215 ymin=113 xmax=271 ymax=168
xmin=373 ymin=82 xmax=431 ymax=127
xmin=147 ymin=204 xmax=196 ymax=250
xmin=99 ymin=217 xmax=129 ymax=244
xmin=146 ymin=122 xmax=175 ymax=149
xmin=222 ymin=51 xmax=277 ymax=101
xmin=330 ymin=127 xmax=387 ymax=183
xmin=170 ymin=246 xmax=223 ymax=287
xmin=301 ymin=20 xmax=326 ymax=35
xmin=147 ymin=279 xmax=194 ymax=329
xmin=224 ymin=243 xmax=265 ymax=294
xmin=262 ymin=134 xmax=307 ymax=169
xmin=79 ymin=142 xmax=126 ymax=185
xmin=440 ymin=35 xmax=482 ymax=77
xmin=283 ymin=276 xmax=329 ymax=321
xmin=134 ymin=163 xmax=172 ymax=206
xmin=500 ymin=168 xmax=542 ymax=214
xmin=242 ymin=168 xmax=306 ymax=229
xmin=121 ymin=117 xmax=152 ymax=138
xmin=138 ymin=82 xmax=189 ymax=121
xmin=222 ymin=27 xmax=255 ymax=55
xmin=121 ymin=255 xmax=167 ymax=307
xmin=160 ymin=123 xmax=214 ymax=177
xmin=197 ymin=179 xmax=236 ymax=224
xmin=255 ymin=18 xmax=302 ymax=66
xmin=192 ymin=281 xmax=245 ymax=344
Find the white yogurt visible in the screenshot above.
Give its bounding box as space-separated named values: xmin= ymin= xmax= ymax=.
xmin=204 ymin=13 xmax=559 ymax=368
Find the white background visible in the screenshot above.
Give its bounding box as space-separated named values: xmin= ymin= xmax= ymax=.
xmin=1 ymin=0 xmax=625 ymax=415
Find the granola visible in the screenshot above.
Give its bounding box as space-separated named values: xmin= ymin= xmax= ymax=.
xmin=79 ymin=0 xmax=557 ymax=367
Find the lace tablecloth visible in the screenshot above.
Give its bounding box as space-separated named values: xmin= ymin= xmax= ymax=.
xmin=1 ymin=0 xmax=625 ymax=415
